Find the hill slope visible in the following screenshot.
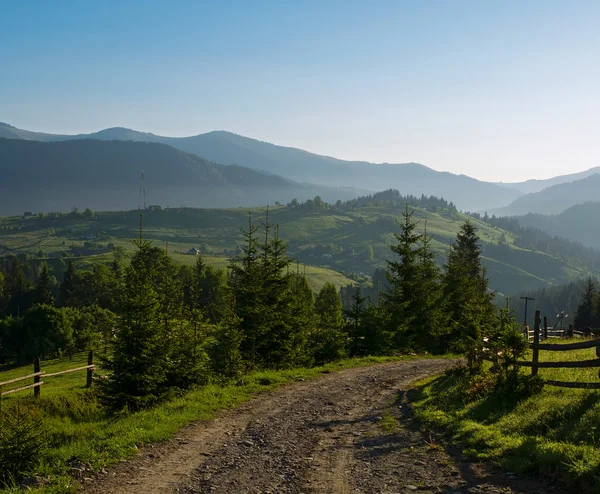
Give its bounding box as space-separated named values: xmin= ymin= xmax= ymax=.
xmin=1 ymin=202 xmax=596 ymax=297
xmin=0 ymin=122 xmax=523 ymax=212
xmin=497 ymin=166 xmax=600 ymax=194
xmin=516 ymin=201 xmax=600 ymax=249
xmin=0 ymin=138 xmax=360 ymax=215
xmin=493 ymin=174 xmax=600 ymax=216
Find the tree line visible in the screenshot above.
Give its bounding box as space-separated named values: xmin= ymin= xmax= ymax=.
xmin=1 ymin=207 xmax=507 ymax=412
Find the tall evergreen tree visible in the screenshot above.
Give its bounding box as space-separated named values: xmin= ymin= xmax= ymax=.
xmin=35 ymin=262 xmax=54 ymax=306
xmin=312 ymin=282 xmax=346 ymax=364
xmin=574 ymin=278 xmax=597 ymax=329
xmin=443 ymin=221 xmax=496 ymax=354
xmin=413 ymin=224 xmax=447 ymax=351
xmin=286 ymin=271 xmax=315 ymax=367
xmin=100 ymin=237 xmax=169 ymax=412
xmin=384 ymin=205 xmax=422 ymax=349
xmin=59 ymin=260 xmax=78 ymax=307
xmin=346 ymin=286 xmax=368 ymax=356
xmin=229 ymin=213 xmax=264 ymax=367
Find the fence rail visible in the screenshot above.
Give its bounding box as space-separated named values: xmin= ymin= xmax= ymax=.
xmin=0 ymin=351 xmax=94 ymax=398
xmin=525 ymin=310 xmax=600 ymax=388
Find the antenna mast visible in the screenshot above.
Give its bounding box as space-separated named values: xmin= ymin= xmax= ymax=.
xmin=139 ymin=170 xmax=146 ymax=210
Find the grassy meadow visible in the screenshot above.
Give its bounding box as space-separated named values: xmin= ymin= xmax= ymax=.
xmin=413 ymin=338 xmax=600 ymax=492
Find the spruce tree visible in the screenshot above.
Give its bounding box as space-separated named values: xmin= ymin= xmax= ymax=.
xmin=574 ymin=278 xmax=597 ymax=329
xmin=59 ymin=260 xmax=77 ymax=306
xmin=229 ymin=213 xmax=264 ymax=367
xmin=286 ymin=271 xmax=315 ymax=367
xmin=413 ymin=224 xmax=447 ymax=351
xmin=443 ymin=221 xmax=496 ymax=356
xmin=313 ymin=282 xmax=346 ymax=364
xmin=35 ymin=262 xmax=54 ymax=306
xmin=100 ymin=238 xmax=168 ymax=412
xmin=384 ymin=205 xmax=422 ymax=349
xmin=192 ymin=255 xmax=230 ymax=324
xmin=345 ymin=286 xmax=368 ymax=356
xmin=256 ymin=218 xmax=294 ymax=368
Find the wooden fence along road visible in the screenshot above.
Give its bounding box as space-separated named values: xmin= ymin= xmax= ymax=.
xmin=0 ymin=351 xmax=95 ymax=398
xmin=518 ymin=310 xmax=600 ymax=389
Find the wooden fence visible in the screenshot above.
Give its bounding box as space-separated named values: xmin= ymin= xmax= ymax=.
xmin=0 ymin=351 xmax=95 ymax=398
xmin=517 ymin=310 xmax=600 ymax=389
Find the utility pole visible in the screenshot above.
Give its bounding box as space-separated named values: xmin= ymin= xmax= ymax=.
xmin=520 ymin=296 xmax=535 ymax=326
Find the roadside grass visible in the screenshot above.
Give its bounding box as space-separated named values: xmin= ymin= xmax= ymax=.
xmin=413 ymin=339 xmax=600 ymax=492
xmin=0 ymin=354 xmax=442 ymax=493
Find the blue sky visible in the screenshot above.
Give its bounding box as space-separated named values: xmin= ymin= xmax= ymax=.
xmin=1 ymin=1 xmax=599 ymax=182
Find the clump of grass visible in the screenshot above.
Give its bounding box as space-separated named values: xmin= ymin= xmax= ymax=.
xmin=378 ymin=411 xmax=397 ymax=432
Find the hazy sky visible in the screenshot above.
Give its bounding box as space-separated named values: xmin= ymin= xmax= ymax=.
xmin=1 ymin=1 xmax=599 ymax=182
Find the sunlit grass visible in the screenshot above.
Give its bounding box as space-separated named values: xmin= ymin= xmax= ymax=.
xmin=413 ymin=338 xmax=600 ymax=492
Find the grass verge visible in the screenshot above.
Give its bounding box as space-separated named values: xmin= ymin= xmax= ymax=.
xmin=412 ymin=342 xmax=600 ymax=493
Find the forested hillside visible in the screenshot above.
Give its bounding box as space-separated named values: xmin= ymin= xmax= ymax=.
xmin=515 ymin=201 xmax=600 ymax=249
xmin=1 ymin=190 xmax=598 ymax=301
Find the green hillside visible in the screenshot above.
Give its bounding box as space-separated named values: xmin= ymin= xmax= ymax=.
xmin=0 ymin=202 xmax=596 ymax=297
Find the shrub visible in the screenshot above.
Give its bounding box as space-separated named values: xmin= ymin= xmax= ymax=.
xmin=0 ymin=403 xmax=45 ymax=486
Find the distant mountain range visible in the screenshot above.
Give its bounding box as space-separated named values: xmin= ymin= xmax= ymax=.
xmin=0 ymin=122 xmax=522 ymax=212
xmin=0 ymin=138 xmax=361 ymax=215
xmin=496 ymin=167 xmax=600 ymax=195
xmin=493 ymin=174 xmax=600 ymax=216
xmin=516 ymin=201 xmax=600 ymax=250
xmin=2 ymin=121 xmax=599 ymax=214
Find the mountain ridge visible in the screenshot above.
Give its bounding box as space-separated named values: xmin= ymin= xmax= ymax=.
xmin=492 ymin=173 xmax=600 ymax=216
xmin=0 ymin=122 xmax=523 ymax=211
xmin=0 ymin=138 xmax=363 ymax=215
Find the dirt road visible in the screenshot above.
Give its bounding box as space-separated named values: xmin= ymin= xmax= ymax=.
xmin=85 ymin=359 xmax=567 ymax=494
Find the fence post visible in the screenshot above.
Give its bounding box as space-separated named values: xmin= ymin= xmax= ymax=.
xmin=34 ymin=357 xmax=41 ymax=398
xmin=543 ymin=316 xmax=548 ymax=340
xmin=532 ymin=310 xmax=541 ymax=376
xmin=86 ymin=351 xmax=94 ymax=388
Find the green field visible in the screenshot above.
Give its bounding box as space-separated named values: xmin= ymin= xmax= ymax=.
xmin=0 ymin=204 xmax=595 ymax=297
xmin=414 ymin=339 xmax=600 ymax=492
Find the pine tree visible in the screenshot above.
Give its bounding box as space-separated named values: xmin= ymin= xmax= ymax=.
xmin=100 ymin=238 xmax=169 ymax=412
xmin=413 ymin=224 xmax=447 ymax=351
xmin=346 ymin=286 xmax=368 ymax=356
xmin=384 ymin=205 xmax=422 ymax=349
xmin=229 ymin=213 xmax=264 ymax=367
xmin=574 ymin=278 xmax=597 ymax=329
xmin=210 ymin=310 xmax=244 ymax=380
xmin=59 ymin=260 xmax=78 ymax=307
xmin=255 ymin=217 xmax=294 ymax=368
xmin=312 ymin=282 xmax=346 ymax=364
xmin=443 ymin=221 xmax=496 ymax=357
xmin=286 ymin=271 xmax=315 ymax=367
xmin=191 ymin=255 xmax=230 ymax=324
xmin=35 ymin=262 xmax=54 ymax=306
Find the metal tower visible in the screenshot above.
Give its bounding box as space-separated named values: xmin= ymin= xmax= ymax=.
xmin=138 ymin=170 xmax=146 ymax=210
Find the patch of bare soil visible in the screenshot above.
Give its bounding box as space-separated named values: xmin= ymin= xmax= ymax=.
xmin=83 ymin=360 xmax=570 ymax=494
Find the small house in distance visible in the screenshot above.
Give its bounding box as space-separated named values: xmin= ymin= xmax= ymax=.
xmin=187 ymin=247 xmax=201 ymax=256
